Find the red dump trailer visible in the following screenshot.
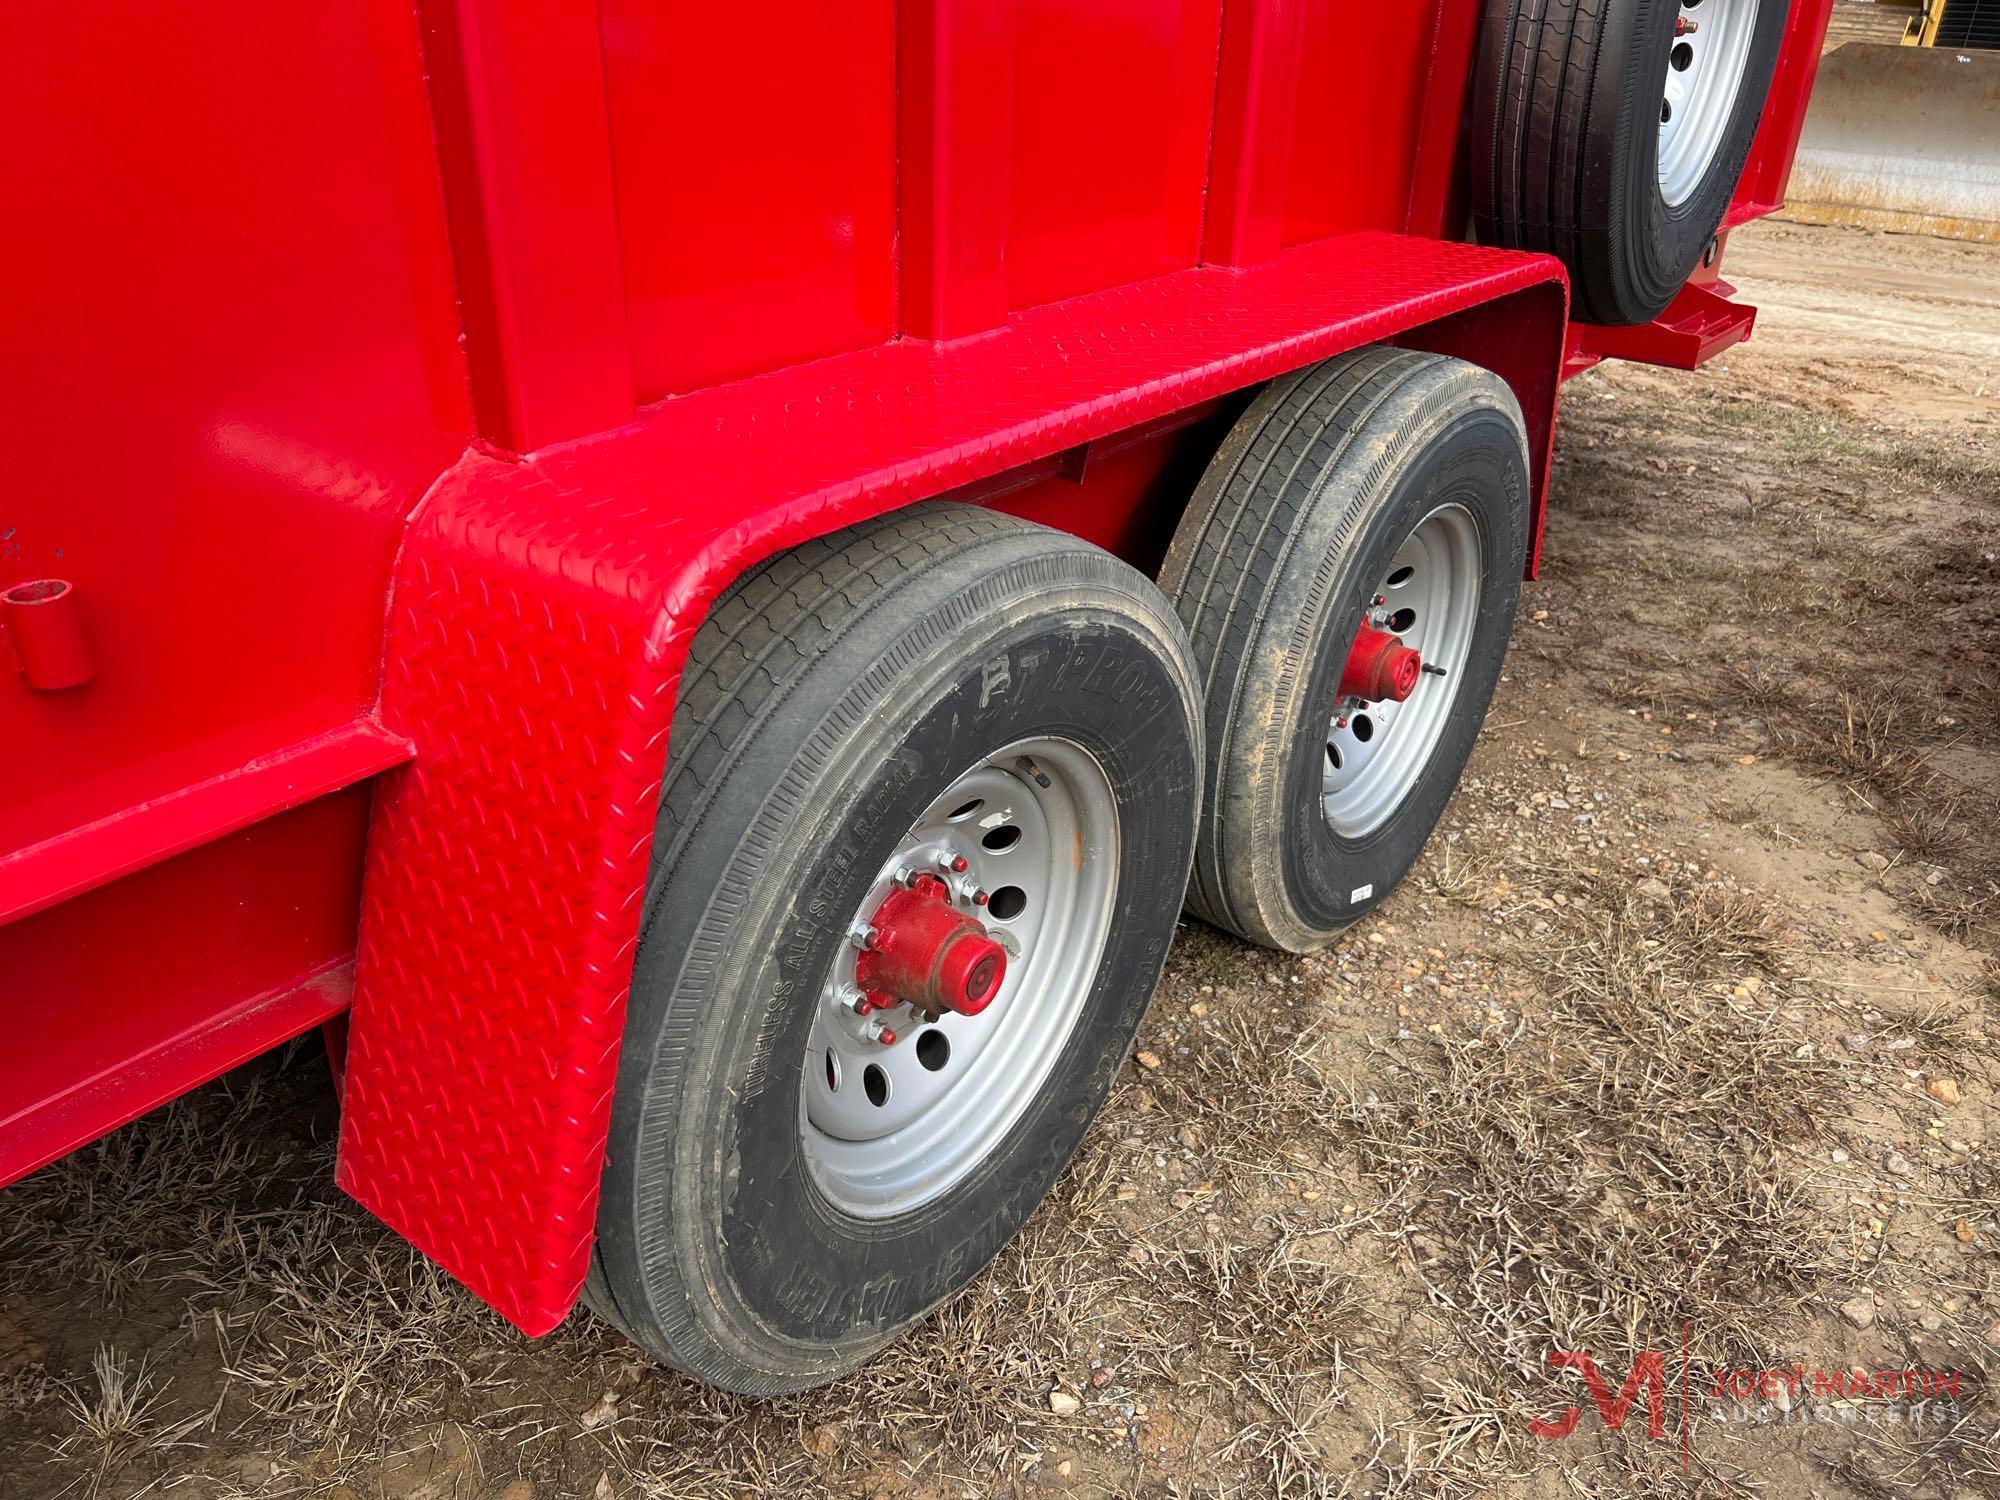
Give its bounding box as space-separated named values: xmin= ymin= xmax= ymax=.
xmin=2 ymin=0 xmax=1832 ymax=1392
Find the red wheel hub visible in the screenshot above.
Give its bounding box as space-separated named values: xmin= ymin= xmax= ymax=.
xmin=856 ymin=875 xmax=1008 ymax=1017
xmin=1340 ymin=622 xmax=1422 ymax=703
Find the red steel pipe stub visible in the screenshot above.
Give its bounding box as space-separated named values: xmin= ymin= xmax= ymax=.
xmin=857 ymin=876 xmax=1009 ymax=1017
xmin=1339 ymin=623 xmax=1421 ymax=704
xmin=2 ymin=578 xmax=93 ymax=691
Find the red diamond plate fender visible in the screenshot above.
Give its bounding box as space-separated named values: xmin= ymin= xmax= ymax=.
xmin=336 ymin=231 xmax=1568 ymax=1335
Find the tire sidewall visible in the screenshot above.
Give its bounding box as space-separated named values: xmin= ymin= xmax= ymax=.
xmin=1275 ymin=405 xmax=1527 ymax=934
xmin=1600 ymin=0 xmax=1789 ymax=321
xmin=627 ymin=586 xmax=1198 ymax=1380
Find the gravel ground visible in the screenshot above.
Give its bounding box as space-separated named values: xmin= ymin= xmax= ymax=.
xmin=3 ymin=219 xmax=1997 ymax=1500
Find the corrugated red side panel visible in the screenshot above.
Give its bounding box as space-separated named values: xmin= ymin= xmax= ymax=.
xmin=1006 ymin=0 xmax=1222 ymax=308
xmin=1286 ymin=0 xmax=1445 ymax=242
xmin=602 ymin=1 xmax=898 ymax=398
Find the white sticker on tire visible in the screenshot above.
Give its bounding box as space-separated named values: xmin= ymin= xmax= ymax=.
xmin=1350 ymin=884 xmax=1373 ymax=904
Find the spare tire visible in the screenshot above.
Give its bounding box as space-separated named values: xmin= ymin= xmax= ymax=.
xmin=1472 ymin=0 xmax=1787 ymax=326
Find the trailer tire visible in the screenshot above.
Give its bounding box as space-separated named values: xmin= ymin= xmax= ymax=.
xmin=588 ymin=504 xmax=1202 ymax=1395
xmin=1472 ymin=0 xmax=1787 ymax=326
xmin=1160 ymin=349 xmax=1528 ymax=953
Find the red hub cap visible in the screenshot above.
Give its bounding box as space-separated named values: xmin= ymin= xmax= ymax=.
xmin=1340 ymin=622 xmax=1422 ymax=703
xmin=856 ymin=875 xmax=1008 ymax=1017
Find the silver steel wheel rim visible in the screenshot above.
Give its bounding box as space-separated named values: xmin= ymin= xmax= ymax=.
xmin=1323 ymin=504 xmax=1482 ymax=839
xmin=801 ymin=737 xmax=1119 ymax=1218
xmin=1658 ymin=0 xmax=1760 ymax=209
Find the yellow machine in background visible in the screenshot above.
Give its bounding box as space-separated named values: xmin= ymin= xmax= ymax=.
xmin=1900 ymin=0 xmax=1946 ymax=43
xmin=1778 ymin=2 xmax=1999 ymax=241
xmin=1829 ymin=0 xmax=1999 ymax=47
xmin=1895 ymin=0 xmax=1999 ymax=46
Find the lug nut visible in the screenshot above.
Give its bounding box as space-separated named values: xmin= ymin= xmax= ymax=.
xmin=848 ymin=922 xmax=878 ymax=950
xmin=934 ymin=849 xmax=970 ymax=874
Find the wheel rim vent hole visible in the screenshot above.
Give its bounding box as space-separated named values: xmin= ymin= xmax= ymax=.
xmin=916 ymin=1029 xmax=951 ymax=1072
xmin=1352 ymin=714 xmax=1376 ymax=743
xmin=863 ymin=1064 xmax=890 ymax=1106
xmin=1671 ymin=40 xmax=1693 ymax=70
xmin=1385 ymin=565 xmax=1415 ymax=588
xmin=1327 ymin=743 xmax=1344 ymax=771
xmin=988 ymin=885 xmax=1027 ymax=921
xmin=1387 ymin=606 xmax=1416 ymax=633
xmin=947 ymin=798 xmax=984 ymax=821
xmin=825 ymin=1050 xmax=840 ymax=1092
xmin=982 ymin=824 xmax=1022 ymax=853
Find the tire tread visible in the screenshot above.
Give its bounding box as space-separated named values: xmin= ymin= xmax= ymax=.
xmin=1160 ymin=348 xmax=1453 ymax=942
xmin=591 ymin=504 xmax=1202 ymax=1394
xmin=1472 ymin=0 xmax=1783 ymax=325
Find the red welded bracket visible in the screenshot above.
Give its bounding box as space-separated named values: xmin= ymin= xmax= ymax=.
xmin=1563 ymin=280 xmax=1758 ymax=381
xmin=336 ymin=232 xmax=1569 ymax=1336
xmin=1 ymin=961 xmax=354 ymax=1189
xmin=0 ymin=722 xmax=413 ymax=927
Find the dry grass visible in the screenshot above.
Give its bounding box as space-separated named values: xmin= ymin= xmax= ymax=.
xmin=1337 ymin=879 xmax=1848 ymax=1494
xmin=4 ymin=999 xmax=1378 ymax=1498
xmin=47 ymin=1346 xmax=210 ymax=1498
xmin=1551 ymin=378 xmax=2000 ymax=956
xmin=577 ymin=1060 xmax=1376 ymax=1498
xmin=1869 ymin=995 xmax=2000 ymax=1074
xmin=1413 ymin=843 xmax=1502 ymax=908
xmin=1736 ymin=679 xmax=2000 ymax=946
xmin=1819 ymin=1405 xmax=2000 ymax=1500
xmin=0 ymin=1068 xmax=301 ymax=1305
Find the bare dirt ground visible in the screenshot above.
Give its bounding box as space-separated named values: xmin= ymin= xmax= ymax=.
xmin=4 ymin=219 xmax=1997 ymax=1500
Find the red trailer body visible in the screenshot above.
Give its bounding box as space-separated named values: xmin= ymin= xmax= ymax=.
xmin=2 ymin=0 xmax=1834 ymax=1341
